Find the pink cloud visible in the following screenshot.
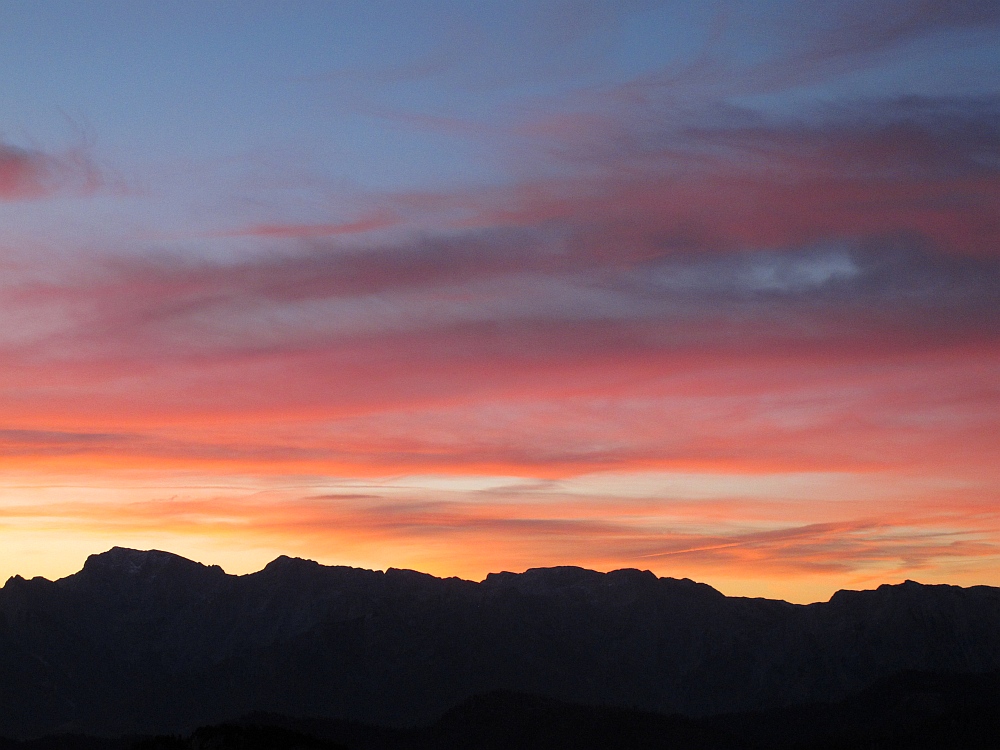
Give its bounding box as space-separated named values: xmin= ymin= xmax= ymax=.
xmin=218 ymin=209 xmax=400 ymax=238
xmin=0 ymin=142 xmax=100 ymax=201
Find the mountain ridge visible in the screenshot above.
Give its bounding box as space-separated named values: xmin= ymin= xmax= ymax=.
xmin=8 ymin=547 xmax=980 ymax=606
xmin=2 ymin=548 xmax=998 ymax=740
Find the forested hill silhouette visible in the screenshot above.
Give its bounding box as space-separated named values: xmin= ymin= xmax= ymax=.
xmin=1 ymin=547 xmax=999 ymax=740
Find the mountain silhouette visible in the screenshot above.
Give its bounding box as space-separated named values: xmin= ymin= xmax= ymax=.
xmin=1 ymin=548 xmax=998 ymax=740
xmin=235 ymin=671 xmax=1000 ymax=750
xmin=3 ymin=673 xmax=1000 ymax=750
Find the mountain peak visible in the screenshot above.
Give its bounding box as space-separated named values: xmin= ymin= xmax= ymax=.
xmin=59 ymin=547 xmax=227 ymax=592
xmin=82 ymin=546 xmax=209 ymax=573
xmin=256 ymin=554 xmax=327 ymax=579
xmin=483 ymin=566 xmax=665 ymax=595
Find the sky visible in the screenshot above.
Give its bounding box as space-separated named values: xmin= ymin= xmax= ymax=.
xmin=0 ymin=0 xmax=998 ymax=602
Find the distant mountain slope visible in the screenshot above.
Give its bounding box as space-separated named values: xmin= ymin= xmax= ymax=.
xmin=1 ymin=547 xmax=999 ymax=739
xmin=243 ymin=670 xmax=1000 ymax=750
xmin=4 ymin=672 xmax=1000 ymax=749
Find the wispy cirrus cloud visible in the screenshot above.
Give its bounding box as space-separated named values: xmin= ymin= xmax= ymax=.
xmin=1 ymin=93 xmax=998 ymax=478
xmin=600 ymin=0 xmax=1000 ymax=107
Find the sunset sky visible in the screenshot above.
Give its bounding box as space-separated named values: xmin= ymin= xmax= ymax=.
xmin=1 ymin=0 xmax=998 ymax=602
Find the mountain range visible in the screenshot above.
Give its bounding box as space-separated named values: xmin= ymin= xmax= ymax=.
xmin=2 ymin=547 xmax=998 ymax=740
